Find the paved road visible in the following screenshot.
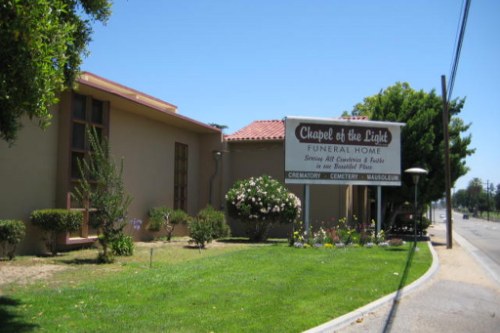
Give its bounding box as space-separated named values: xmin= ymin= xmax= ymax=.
xmin=437 ymin=209 xmax=500 ymax=284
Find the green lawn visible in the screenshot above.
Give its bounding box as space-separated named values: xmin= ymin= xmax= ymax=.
xmin=0 ymin=240 xmax=431 ymax=333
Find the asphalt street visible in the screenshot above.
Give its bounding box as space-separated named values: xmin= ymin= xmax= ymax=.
xmin=442 ymin=209 xmax=500 ymax=284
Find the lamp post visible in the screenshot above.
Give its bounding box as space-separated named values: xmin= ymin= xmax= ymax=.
xmin=405 ymin=167 xmax=429 ymax=244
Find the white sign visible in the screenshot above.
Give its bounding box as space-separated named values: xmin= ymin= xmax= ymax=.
xmin=284 ymin=116 xmax=405 ymax=186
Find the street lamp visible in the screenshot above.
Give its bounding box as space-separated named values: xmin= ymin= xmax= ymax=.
xmin=405 ymin=167 xmax=429 ymax=244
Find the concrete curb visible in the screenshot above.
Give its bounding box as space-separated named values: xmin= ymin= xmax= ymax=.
xmin=303 ymin=241 xmax=440 ymax=333
xmin=453 ymin=230 xmax=500 ymax=285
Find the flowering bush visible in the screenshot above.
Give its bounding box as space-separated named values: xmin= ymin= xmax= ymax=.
xmin=291 ymin=216 xmax=391 ymax=250
xmin=226 ymin=175 xmax=301 ymax=242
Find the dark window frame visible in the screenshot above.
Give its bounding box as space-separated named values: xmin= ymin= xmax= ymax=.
xmin=174 ymin=142 xmax=188 ymax=211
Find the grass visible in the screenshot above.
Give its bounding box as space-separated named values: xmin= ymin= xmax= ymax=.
xmin=0 ymin=239 xmax=431 ymax=333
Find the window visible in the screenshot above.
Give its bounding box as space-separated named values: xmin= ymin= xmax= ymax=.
xmin=174 ymin=142 xmax=188 ymax=211
xmin=70 ymin=93 xmax=108 ymax=180
xmin=68 ymin=93 xmax=108 ymax=239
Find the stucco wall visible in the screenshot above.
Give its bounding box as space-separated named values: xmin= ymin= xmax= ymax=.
xmin=0 ymin=110 xmax=60 ymax=253
xmin=108 ymin=107 xmax=222 ymax=240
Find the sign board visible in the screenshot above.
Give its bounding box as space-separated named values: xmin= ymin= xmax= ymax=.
xmin=284 ymin=116 xmax=405 ymax=186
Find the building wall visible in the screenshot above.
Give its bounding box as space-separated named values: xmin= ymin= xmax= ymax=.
xmin=225 ymin=141 xmax=352 ymax=238
xmin=109 ymin=106 xmax=222 ymax=240
xmin=0 ymin=109 xmax=60 ymax=253
xmin=0 ymin=90 xmax=223 ymax=253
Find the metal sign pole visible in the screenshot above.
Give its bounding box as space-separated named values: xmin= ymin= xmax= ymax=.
xmin=304 ymin=184 xmax=310 ymax=240
xmin=377 ymin=186 xmax=382 ymax=234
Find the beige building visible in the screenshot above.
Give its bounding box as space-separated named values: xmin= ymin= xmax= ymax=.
xmin=0 ymin=72 xmax=223 ymax=254
xmin=0 ymin=73 xmax=370 ymax=254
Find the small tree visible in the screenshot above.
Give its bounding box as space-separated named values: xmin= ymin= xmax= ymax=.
xmin=30 ymin=209 xmax=82 ymax=255
xmin=74 ymin=128 xmax=132 ymax=263
xmin=225 ymin=175 xmax=301 ymax=242
xmin=147 ymin=207 xmax=189 ymax=241
xmin=188 ymin=218 xmax=213 ymax=249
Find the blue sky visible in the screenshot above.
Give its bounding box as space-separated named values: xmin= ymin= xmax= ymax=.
xmin=82 ymin=0 xmax=500 ymax=191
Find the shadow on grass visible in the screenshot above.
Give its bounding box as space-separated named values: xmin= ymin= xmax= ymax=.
xmin=58 ymin=258 xmax=101 ymax=265
xmin=217 ymin=238 xmax=288 ymax=244
xmin=0 ymin=296 xmax=38 ymax=333
xmin=382 ymin=242 xmax=417 ymax=333
xmin=384 ymin=247 xmax=407 ymax=252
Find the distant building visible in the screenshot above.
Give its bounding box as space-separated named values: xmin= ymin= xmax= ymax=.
xmin=223 ymin=119 xmax=371 ymax=238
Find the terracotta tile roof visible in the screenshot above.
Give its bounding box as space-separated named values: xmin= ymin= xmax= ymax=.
xmin=226 ymin=116 xmax=370 ymax=142
xmin=225 ymin=120 xmax=284 ymax=142
xmin=341 ymin=115 xmax=369 ymax=121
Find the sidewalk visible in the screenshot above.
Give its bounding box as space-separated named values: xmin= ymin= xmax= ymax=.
xmin=306 ymin=222 xmax=500 ymax=333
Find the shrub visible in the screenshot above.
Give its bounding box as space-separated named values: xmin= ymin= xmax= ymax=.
xmin=147 ymin=207 xmax=189 ymax=241
xmin=74 ymin=127 xmax=132 ymax=263
xmin=419 ymin=216 xmax=431 ymax=235
xmin=147 ymin=207 xmax=171 ymax=232
xmin=111 ymin=233 xmax=134 ymax=256
xmin=30 ymin=209 xmax=83 ymax=255
xmin=197 ymin=205 xmax=230 ymax=239
xmin=188 ymin=218 xmax=213 ymax=249
xmin=0 ymin=219 xmax=26 ymax=260
xmin=225 ymin=175 xmax=301 ymax=242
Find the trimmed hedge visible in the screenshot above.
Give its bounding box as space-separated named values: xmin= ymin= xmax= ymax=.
xmin=0 ymin=219 xmax=25 ymax=260
xmin=30 ymin=209 xmax=83 ymax=255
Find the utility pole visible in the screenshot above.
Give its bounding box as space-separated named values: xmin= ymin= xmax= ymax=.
xmin=441 ymin=75 xmax=453 ymax=249
xmin=487 ymin=180 xmax=490 ymax=221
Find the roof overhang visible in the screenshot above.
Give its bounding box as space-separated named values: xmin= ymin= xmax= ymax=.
xmin=75 ymin=72 xmax=220 ymax=135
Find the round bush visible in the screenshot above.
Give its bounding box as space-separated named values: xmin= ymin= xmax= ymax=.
xmin=0 ymin=219 xmax=26 ymax=260
xmin=225 ymin=175 xmax=301 ymax=241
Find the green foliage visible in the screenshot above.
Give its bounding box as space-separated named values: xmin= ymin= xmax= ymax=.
xmin=147 ymin=207 xmax=189 ymax=241
xmin=111 ymin=234 xmax=134 ymax=257
xmin=30 ymin=209 xmax=83 ymax=233
xmin=226 ymin=175 xmax=301 ymax=242
xmin=74 ymin=127 xmax=132 ymax=263
xmin=0 ymin=219 xmax=26 ymax=260
xmin=188 ymin=218 xmax=213 ymax=249
xmin=30 ymin=209 xmax=83 ymax=255
xmin=169 ymin=209 xmax=191 ymax=225
xmin=350 ymin=82 xmax=474 ymax=222
xmin=147 ymin=206 xmax=173 ymax=232
xmin=0 ymin=0 xmax=111 ymax=143
xmin=292 ymin=217 xmax=389 ymax=248
xmin=197 ymin=205 xmax=230 ymax=239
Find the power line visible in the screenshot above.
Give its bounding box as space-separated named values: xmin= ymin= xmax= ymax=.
xmin=448 ymin=0 xmax=472 ymax=102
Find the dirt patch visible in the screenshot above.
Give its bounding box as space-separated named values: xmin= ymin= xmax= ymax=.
xmin=0 ymin=263 xmax=67 ymax=287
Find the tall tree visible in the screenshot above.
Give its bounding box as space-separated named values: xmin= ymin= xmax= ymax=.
xmin=0 ymin=0 xmax=111 ymax=143
xmin=350 ymin=82 xmax=474 ymax=222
